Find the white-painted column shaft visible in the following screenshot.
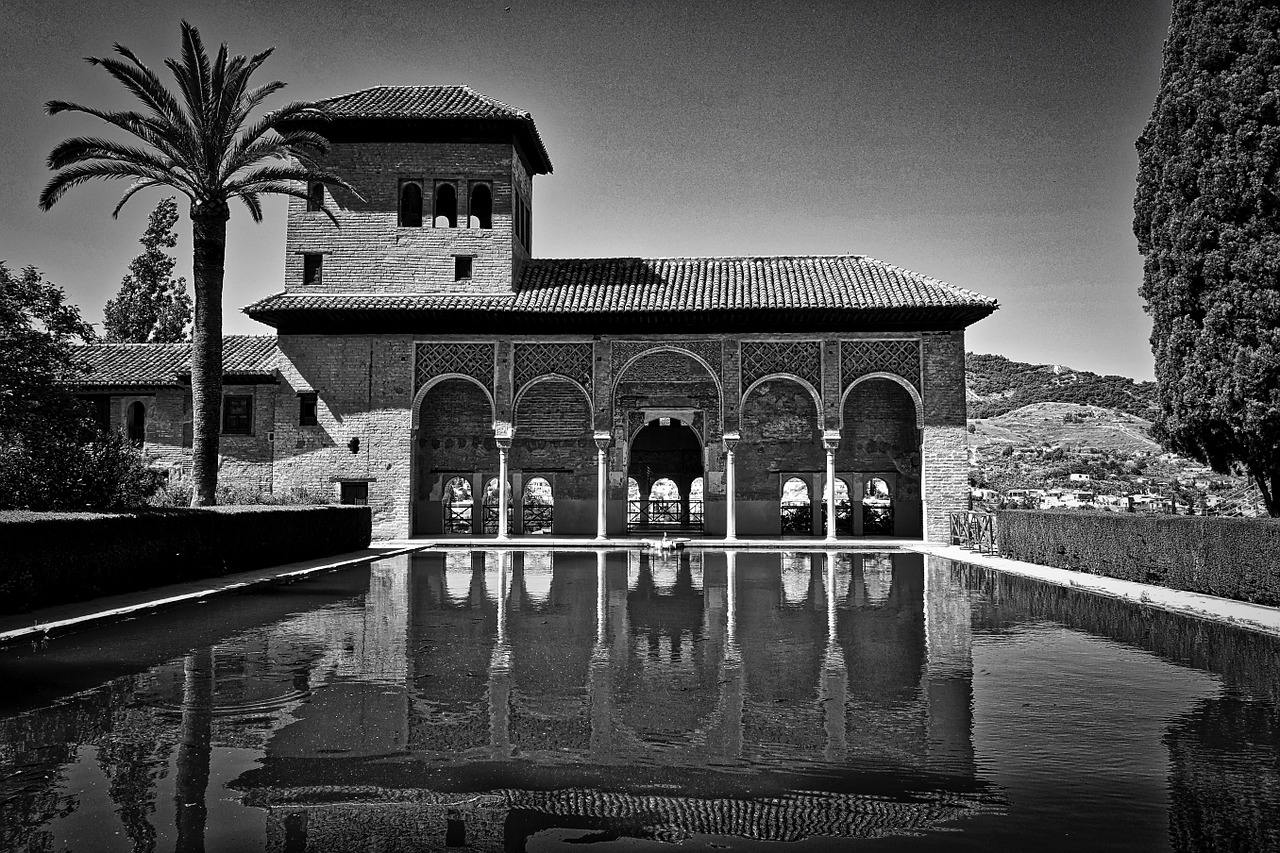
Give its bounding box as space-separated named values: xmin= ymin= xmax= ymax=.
xmin=497 ymin=442 xmax=510 ymax=540
xmin=724 ymin=433 xmax=740 ymax=542
xmin=594 ymin=431 xmax=611 ymax=540
xmin=823 ymin=432 xmax=840 ymax=542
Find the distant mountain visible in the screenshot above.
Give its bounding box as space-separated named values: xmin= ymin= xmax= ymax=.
xmin=966 ymin=353 xmax=1157 ymax=419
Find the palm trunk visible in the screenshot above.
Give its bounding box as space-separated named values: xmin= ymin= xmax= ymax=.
xmin=189 ymin=203 xmax=229 ymax=506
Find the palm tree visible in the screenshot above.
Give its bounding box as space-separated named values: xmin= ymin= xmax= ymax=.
xmin=40 ymin=21 xmax=352 ymax=505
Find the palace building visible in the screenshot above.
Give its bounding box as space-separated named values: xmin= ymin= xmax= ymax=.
xmin=75 ymin=85 xmax=997 ymax=541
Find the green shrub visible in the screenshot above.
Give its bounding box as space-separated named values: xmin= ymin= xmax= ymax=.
xmin=0 ymin=505 xmax=372 ymax=615
xmin=997 ymin=510 xmax=1280 ymax=606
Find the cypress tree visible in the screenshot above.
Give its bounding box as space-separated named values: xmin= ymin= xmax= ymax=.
xmin=1134 ymin=0 xmax=1280 ymax=515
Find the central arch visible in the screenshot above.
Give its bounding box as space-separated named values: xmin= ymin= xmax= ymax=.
xmin=627 ymin=419 xmax=704 ymax=533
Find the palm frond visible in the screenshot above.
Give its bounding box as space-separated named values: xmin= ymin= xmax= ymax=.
xmin=237 ymin=192 xmax=264 ymax=222
xmin=229 ymin=181 xmax=340 ymax=226
xmin=111 ymin=178 xmax=175 ymax=218
xmin=47 ymin=135 xmax=172 ymax=171
xmin=40 ymin=160 xmax=180 ymax=211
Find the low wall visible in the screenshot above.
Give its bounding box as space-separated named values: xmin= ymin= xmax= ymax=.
xmin=0 ymin=506 xmax=372 ymax=615
xmin=996 ymin=510 xmax=1280 ymax=607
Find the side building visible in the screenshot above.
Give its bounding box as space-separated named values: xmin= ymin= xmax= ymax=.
xmin=77 ymin=85 xmax=998 ymax=541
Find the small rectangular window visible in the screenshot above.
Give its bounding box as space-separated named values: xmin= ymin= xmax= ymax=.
xmin=306 ymin=182 xmax=325 ymax=212
xmin=222 ymin=395 xmax=253 ymax=435
xmin=303 ymin=253 xmax=322 ymax=286
xmin=454 ymin=256 xmax=473 ymax=281
xmin=340 ymin=482 xmax=369 ymax=506
xmin=299 ymin=392 xmax=318 ymax=426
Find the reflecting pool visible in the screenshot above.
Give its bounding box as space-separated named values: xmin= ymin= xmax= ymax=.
xmin=1 ymin=550 xmax=1277 ymax=852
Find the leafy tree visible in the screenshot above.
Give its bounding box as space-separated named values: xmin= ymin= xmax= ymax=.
xmin=103 ymin=196 xmax=192 ymax=342
xmin=1133 ymin=0 xmax=1280 ymax=515
xmin=0 ymin=262 xmax=157 ymax=510
xmin=40 ymin=21 xmax=353 ymax=505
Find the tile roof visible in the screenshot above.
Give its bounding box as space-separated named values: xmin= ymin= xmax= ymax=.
xmin=308 ymin=85 xmax=552 ymax=174
xmin=73 ymin=335 xmax=278 ymax=387
xmin=244 ymin=256 xmax=998 ymax=330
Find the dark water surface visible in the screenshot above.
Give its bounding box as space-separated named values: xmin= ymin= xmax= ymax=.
xmin=1 ymin=550 xmax=1277 ymax=852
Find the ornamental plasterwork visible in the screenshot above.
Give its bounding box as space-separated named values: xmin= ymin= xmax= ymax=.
xmin=611 ymin=340 xmax=723 ymax=379
xmin=740 ymin=341 xmax=821 ymax=394
xmin=840 ymin=339 xmax=921 ymax=392
xmin=513 ymin=342 xmax=593 ymax=397
xmin=414 ymin=342 xmax=495 ymax=396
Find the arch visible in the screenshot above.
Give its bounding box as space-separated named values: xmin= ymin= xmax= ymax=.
xmin=780 ymin=476 xmax=811 ymax=534
xmin=442 ymin=476 xmax=473 ymax=533
xmin=689 ymin=477 xmax=704 ymax=501
xmin=126 ymin=400 xmax=146 ymax=445
xmin=399 ymin=182 xmax=423 ymax=227
xmin=841 ymin=372 xmax=924 ymax=429
xmin=481 ymin=477 xmax=513 ymax=534
xmin=433 ymin=182 xmax=457 ymax=228
xmin=628 ymin=477 xmax=641 ymax=501
xmin=522 ymin=476 xmax=553 ymax=534
xmin=834 ymin=477 xmax=853 ymax=535
xmin=863 ymin=476 xmax=894 ymax=535
xmin=469 ymin=183 xmax=492 ymax=229
xmin=615 ymin=345 xmax=724 ymax=418
xmin=411 ymin=374 xmax=495 ymax=432
xmin=512 ymin=373 xmax=592 ymax=418
xmin=648 ymin=478 xmax=679 ymax=501
xmin=742 ymin=373 xmax=823 ymax=424
xmin=306 ymin=181 xmax=325 ymax=212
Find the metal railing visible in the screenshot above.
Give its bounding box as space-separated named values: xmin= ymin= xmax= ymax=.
xmin=780 ymin=504 xmax=812 ymax=534
xmin=444 ymin=504 xmax=472 ymax=534
xmin=627 ymin=499 xmax=703 ymax=531
xmin=950 ymin=510 xmax=996 ymax=554
xmin=523 ymin=503 xmax=553 ymax=534
xmin=482 ymin=504 xmax=514 ymax=534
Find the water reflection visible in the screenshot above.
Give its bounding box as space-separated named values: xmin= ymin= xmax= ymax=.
xmin=0 ymin=552 xmax=1276 ymax=851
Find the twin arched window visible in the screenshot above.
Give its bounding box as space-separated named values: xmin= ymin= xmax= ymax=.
xmin=398 ymin=180 xmax=493 ymax=230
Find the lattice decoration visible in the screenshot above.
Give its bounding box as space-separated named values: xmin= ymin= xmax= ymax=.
xmin=514 ymin=343 xmax=593 ymax=395
xmin=840 ymin=339 xmax=920 ymax=391
xmin=612 ymin=340 xmax=722 ymax=379
xmin=414 ymin=342 xmax=495 ymax=396
xmin=740 ymin=341 xmax=821 ymax=392
xmin=627 ymin=410 xmax=648 ymax=440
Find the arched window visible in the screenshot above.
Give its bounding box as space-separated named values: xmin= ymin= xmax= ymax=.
xmin=522 ymin=476 xmax=553 ymax=534
xmin=434 ymin=182 xmax=457 ymax=228
xmin=399 ymin=182 xmax=423 ymax=227
xmin=689 ymin=477 xmax=704 ymax=501
xmin=781 ymin=476 xmax=811 ymax=534
xmin=834 ymin=478 xmax=853 ymax=534
xmin=628 ymin=478 xmax=641 ymax=501
xmin=443 ymin=476 xmax=472 ymax=534
xmin=126 ymin=401 xmax=146 ymax=446
xmin=863 ymin=477 xmax=893 ymax=536
xmin=648 ymin=478 xmax=680 ymax=527
xmin=306 ymin=181 xmax=324 ymax=212
xmin=481 ymin=477 xmax=513 ymax=534
xmin=468 ymin=183 xmax=492 ymax=229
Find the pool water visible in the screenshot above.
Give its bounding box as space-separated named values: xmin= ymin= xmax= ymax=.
xmin=0 ymin=550 xmax=1276 ymax=852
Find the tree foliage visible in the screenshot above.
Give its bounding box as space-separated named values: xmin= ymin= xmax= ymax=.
xmin=40 ymin=21 xmax=354 ymax=505
xmin=103 ymin=197 xmax=192 ymax=342
xmin=1134 ymin=0 xmax=1280 ymax=515
xmin=0 ymin=262 xmax=158 ymax=510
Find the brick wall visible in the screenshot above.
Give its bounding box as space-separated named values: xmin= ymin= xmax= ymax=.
xmin=285 ymin=141 xmax=520 ymax=295
xmin=921 ymin=331 xmax=968 ymax=542
xmin=738 ymin=379 xmax=824 ymax=500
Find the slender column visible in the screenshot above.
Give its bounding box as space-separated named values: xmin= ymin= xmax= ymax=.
xmin=594 ymin=431 xmax=612 ymax=540
xmin=823 ymin=431 xmax=840 ymax=542
xmin=495 ymin=429 xmax=513 ymax=539
xmin=723 ymin=432 xmax=740 ymax=541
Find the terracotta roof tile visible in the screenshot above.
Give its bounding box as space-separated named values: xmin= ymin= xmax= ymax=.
xmin=244 ymin=256 xmax=997 ymax=321
xmin=309 ymin=85 xmax=552 ymax=174
xmin=74 ymin=335 xmax=278 ymax=387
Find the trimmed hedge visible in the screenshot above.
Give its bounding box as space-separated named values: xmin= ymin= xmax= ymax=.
xmin=996 ymin=510 xmax=1280 ymax=607
xmin=0 ymin=506 xmax=372 ymax=615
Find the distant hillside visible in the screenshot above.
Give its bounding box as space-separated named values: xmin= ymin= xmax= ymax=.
xmin=966 ymin=353 xmax=1157 ymax=419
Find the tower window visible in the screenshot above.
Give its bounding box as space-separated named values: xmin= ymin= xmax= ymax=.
xmin=306 ymin=181 xmax=324 ymax=212
xmin=303 ymin=253 xmax=322 ymax=286
xmin=454 ymin=256 xmax=473 ymax=281
xmin=299 ymin=392 xmax=318 ymax=426
xmin=469 ymin=183 xmax=492 ymax=229
xmin=434 ymin=182 xmax=457 ymax=228
xmin=399 ymin=181 xmax=423 ymax=227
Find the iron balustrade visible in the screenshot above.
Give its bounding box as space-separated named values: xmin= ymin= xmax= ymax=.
xmin=863 ymin=503 xmax=894 ymax=536
xmin=949 ymin=510 xmax=996 ymax=554
xmin=444 ymin=504 xmax=472 ymax=534
xmin=627 ymin=499 xmax=703 ymax=532
xmin=482 ymin=504 xmax=514 ymax=534
xmin=780 ymin=504 xmax=812 ymax=534
xmin=523 ymin=503 xmax=554 ymax=534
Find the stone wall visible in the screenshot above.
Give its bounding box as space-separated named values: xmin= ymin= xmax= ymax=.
xmin=286 ymin=141 xmax=520 ymax=295
xmin=920 ymin=331 xmax=968 ymax=543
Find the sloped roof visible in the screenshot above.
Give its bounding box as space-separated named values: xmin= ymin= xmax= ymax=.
xmin=73 ymin=335 xmax=278 ymax=387
xmin=305 ymin=85 xmax=553 ymax=174
xmin=244 ymin=256 xmax=998 ymax=333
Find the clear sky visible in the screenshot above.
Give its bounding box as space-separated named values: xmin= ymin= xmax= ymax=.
xmin=1 ymin=0 xmax=1172 ymax=380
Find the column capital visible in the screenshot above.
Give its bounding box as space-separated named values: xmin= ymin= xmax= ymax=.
xmin=822 ymin=429 xmax=841 ymax=452
xmin=593 ymin=430 xmax=612 ymax=451
xmin=493 ymin=421 xmax=515 ymax=441
xmin=723 ymin=431 xmax=741 ymax=452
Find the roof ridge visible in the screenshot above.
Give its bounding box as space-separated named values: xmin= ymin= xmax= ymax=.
xmin=855 ymin=255 xmax=999 ymax=306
